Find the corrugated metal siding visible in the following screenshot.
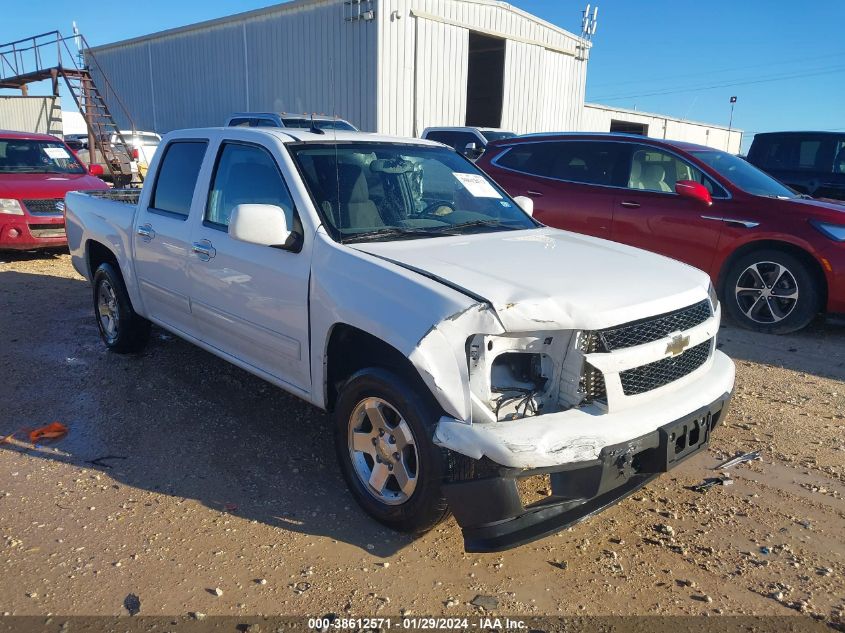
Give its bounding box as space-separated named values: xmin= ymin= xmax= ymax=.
xmin=413 ymin=18 xmax=468 ymax=132
xmin=0 ymin=96 xmax=62 ymax=135
xmin=90 ymin=0 xmax=378 ymax=134
xmin=582 ymin=104 xmax=743 ymax=154
xmin=377 ymin=0 xmax=588 ymax=136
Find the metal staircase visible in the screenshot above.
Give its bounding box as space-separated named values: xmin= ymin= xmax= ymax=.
xmin=0 ymin=31 xmax=140 ymax=186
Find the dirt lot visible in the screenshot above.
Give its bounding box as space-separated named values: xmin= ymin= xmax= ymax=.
xmin=1 ymin=252 xmax=843 ymax=625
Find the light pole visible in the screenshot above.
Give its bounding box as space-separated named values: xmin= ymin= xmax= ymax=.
xmin=727 ymin=96 xmax=737 ymax=152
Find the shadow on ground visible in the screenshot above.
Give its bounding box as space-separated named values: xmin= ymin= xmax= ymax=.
xmin=718 ymin=314 xmax=845 ymax=382
xmin=0 ymin=269 xmax=415 ymax=556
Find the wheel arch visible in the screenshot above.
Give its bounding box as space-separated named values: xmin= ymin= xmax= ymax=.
xmin=324 ymin=323 xmax=443 ymax=415
xmin=86 ymin=239 xmax=120 ymax=280
xmin=716 ymin=239 xmax=828 ymax=309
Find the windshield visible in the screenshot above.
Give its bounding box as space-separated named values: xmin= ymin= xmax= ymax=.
xmin=282 ymin=118 xmax=357 ymax=132
xmin=0 ymin=139 xmax=86 ymax=174
xmin=482 ymin=131 xmax=517 ymax=142
xmin=690 ymin=149 xmax=797 ymax=198
xmin=289 ymin=143 xmax=537 ymax=242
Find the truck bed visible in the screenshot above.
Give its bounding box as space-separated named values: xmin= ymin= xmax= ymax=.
xmin=83 ymin=188 xmax=142 ymax=205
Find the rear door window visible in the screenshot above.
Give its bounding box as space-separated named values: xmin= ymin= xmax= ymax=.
xmin=150 ymin=141 xmax=208 ymax=218
xmin=495 ymin=141 xmax=628 ymax=187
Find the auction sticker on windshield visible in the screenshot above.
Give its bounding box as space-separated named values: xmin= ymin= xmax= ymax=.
xmin=43 ymin=147 xmax=71 ymax=160
xmin=453 ymin=172 xmax=502 ymax=198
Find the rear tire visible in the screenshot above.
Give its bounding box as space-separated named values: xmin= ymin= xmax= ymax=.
xmin=93 ymin=262 xmax=150 ymax=353
xmin=334 ymin=367 xmax=451 ymax=534
xmin=722 ymin=249 xmax=821 ymax=334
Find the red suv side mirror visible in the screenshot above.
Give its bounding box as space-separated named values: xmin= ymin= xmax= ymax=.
xmin=89 ymin=164 xmax=105 ymax=177
xmin=675 ymin=180 xmax=712 ymax=206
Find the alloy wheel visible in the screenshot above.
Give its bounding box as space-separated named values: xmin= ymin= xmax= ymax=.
xmin=734 ymin=261 xmax=799 ymax=324
xmin=347 ymin=397 xmax=419 ymax=506
xmin=97 ymin=280 xmax=120 ymax=343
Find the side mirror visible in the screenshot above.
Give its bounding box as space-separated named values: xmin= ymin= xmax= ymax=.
xmin=463 ymin=142 xmax=484 ymax=160
xmin=229 ymin=203 xmax=291 ymax=247
xmin=513 ymin=195 xmax=534 ymax=217
xmin=89 ymin=164 xmax=105 ymax=177
xmin=675 ymin=180 xmax=712 ymax=206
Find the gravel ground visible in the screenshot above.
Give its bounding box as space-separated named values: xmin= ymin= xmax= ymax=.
xmin=0 ymin=252 xmax=843 ymax=625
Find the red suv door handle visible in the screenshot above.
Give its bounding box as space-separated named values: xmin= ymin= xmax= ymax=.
xmin=526 ymin=190 xmax=544 ymax=197
xmin=620 ymin=200 xmax=641 ymax=208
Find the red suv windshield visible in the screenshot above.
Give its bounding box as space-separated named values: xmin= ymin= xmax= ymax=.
xmin=0 ymin=139 xmax=86 ymax=175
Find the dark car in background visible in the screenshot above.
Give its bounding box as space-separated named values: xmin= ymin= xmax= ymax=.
xmin=477 ymin=133 xmax=845 ymax=334
xmin=747 ymin=131 xmax=845 ymax=203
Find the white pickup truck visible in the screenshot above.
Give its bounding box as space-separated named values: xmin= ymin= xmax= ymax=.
xmin=65 ymin=127 xmax=735 ymax=552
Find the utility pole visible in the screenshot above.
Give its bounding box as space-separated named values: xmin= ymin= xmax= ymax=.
xmin=727 ymin=95 xmax=737 ymax=152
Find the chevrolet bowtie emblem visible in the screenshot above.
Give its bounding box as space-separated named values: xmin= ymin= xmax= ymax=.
xmin=666 ymin=334 xmax=690 ymax=356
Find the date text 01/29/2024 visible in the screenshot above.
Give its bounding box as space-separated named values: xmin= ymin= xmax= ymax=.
xmin=307 ymin=617 xmax=528 ymax=630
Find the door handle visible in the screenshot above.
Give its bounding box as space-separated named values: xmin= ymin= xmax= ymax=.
xmin=136 ymin=224 xmax=155 ymax=241
xmin=526 ymin=190 xmax=544 ymax=197
xmin=620 ymin=200 xmax=641 ymax=208
xmin=191 ymin=239 xmax=216 ymax=261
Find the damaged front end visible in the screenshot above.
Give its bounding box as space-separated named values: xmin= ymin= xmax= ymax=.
xmin=419 ymin=296 xmax=735 ymax=551
xmin=443 ymin=394 xmax=731 ymax=552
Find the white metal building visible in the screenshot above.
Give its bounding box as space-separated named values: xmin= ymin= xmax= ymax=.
xmin=582 ymin=103 xmax=742 ymax=154
xmin=89 ymin=0 xmax=590 ymax=137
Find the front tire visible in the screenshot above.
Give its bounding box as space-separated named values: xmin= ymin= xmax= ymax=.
xmin=334 ymin=367 xmax=450 ymax=534
xmin=723 ymin=249 xmax=821 ymax=334
xmin=93 ymin=262 xmax=150 ymax=353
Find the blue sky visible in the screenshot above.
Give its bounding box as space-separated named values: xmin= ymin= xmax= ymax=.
xmin=2 ymin=0 xmax=843 ymax=151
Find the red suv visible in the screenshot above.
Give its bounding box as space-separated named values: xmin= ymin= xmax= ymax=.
xmin=0 ymin=131 xmax=108 ymax=251
xmin=477 ymin=133 xmax=845 ymax=333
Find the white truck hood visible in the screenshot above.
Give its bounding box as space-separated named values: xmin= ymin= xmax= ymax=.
xmin=352 ymin=227 xmax=710 ymax=331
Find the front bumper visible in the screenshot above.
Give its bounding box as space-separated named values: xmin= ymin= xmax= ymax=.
xmin=0 ymin=212 xmax=66 ymax=250
xmin=443 ymin=389 xmax=732 ymax=552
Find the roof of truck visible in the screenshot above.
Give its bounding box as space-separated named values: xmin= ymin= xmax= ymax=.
xmin=168 ymin=127 xmax=444 ymax=147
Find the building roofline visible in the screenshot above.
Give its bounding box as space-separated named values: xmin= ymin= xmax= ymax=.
xmin=89 ymin=0 xmax=335 ymax=52
xmin=89 ymin=0 xmax=586 ymax=53
xmin=585 ymin=102 xmax=742 ymax=134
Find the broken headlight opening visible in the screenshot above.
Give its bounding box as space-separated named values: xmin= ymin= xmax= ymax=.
xmin=467 ymin=332 xmax=587 ymax=422
xmin=491 ymin=352 xmax=547 ymax=420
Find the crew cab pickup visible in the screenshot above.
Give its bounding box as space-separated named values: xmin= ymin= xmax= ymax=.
xmin=65 ymin=127 xmax=735 ymax=552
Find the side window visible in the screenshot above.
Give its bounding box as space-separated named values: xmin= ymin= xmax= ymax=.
xmin=546 ymin=141 xmax=628 ymax=186
xmin=229 ymin=118 xmax=252 ymax=127
xmin=834 ymin=140 xmax=845 ymax=174
xmin=424 ymin=131 xmax=452 ymax=145
xmin=150 ymin=141 xmax=207 ymax=217
xmin=205 ymin=142 xmax=297 ymax=232
xmin=497 ymin=141 xmax=627 ymax=187
xmin=798 ymin=140 xmax=822 ymax=169
xmin=495 ymin=145 xmax=537 ymax=172
xmin=628 ymin=146 xmax=726 ymax=197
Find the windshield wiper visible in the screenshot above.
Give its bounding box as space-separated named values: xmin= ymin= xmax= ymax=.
xmin=342 ymin=227 xmax=451 ymax=243
xmin=437 ymin=219 xmax=522 ymax=233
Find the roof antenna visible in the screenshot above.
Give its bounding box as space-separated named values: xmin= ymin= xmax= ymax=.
xmin=309 ymin=111 xmax=325 ymax=135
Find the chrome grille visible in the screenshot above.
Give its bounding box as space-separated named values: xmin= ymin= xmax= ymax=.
xmin=23 ymin=199 xmax=64 ymax=215
xmin=620 ymin=340 xmax=711 ymax=396
xmin=598 ymin=300 xmax=711 ymax=351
